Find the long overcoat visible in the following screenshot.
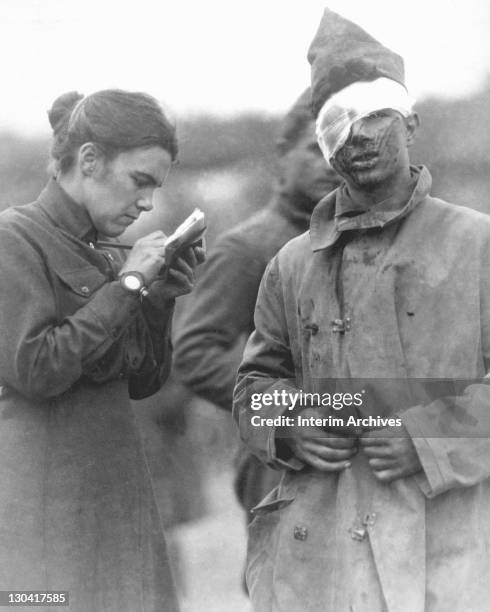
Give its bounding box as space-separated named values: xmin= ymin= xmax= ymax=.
xmin=234 ymin=167 xmax=490 ymax=611
xmin=0 ymin=180 xmax=178 ymax=611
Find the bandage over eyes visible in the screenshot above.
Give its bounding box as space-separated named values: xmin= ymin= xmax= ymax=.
xmin=316 ymin=77 xmax=414 ymax=161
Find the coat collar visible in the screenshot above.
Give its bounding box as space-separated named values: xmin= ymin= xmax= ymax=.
xmin=310 ymin=165 xmax=432 ymax=251
xmin=36 ymin=178 xmax=97 ymax=244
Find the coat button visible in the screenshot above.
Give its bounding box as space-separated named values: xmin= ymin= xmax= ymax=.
xmin=304 ymin=323 xmax=319 ymax=335
xmin=362 ymin=513 xmax=377 ymax=526
xmin=350 ymin=527 xmax=367 ymax=541
xmin=293 ymin=526 xmax=308 ymax=541
xmin=331 ymin=317 xmax=351 ymax=333
xmin=81 ymin=286 xmax=90 ymax=294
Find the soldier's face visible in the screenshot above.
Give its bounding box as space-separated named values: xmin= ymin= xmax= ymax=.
xmin=280 ymin=122 xmax=340 ymax=209
xmin=331 ymin=110 xmax=411 ymax=191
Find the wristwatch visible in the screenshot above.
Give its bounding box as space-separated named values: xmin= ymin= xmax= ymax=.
xmin=119 ymin=271 xmax=149 ymax=297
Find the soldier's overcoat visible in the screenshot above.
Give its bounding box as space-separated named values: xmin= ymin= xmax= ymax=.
xmin=235 ymin=166 xmax=490 ymax=612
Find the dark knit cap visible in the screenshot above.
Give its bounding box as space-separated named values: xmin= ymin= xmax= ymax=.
xmin=307 ymin=8 xmax=405 ymax=117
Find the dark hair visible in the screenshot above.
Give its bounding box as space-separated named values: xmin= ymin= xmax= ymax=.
xmin=276 ymin=88 xmax=314 ymax=156
xmin=48 ymin=89 xmax=178 ymax=174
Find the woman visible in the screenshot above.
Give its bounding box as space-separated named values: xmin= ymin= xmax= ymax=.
xmin=0 ymin=90 xmax=204 ymax=611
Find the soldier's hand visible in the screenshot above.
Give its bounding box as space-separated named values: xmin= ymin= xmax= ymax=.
xmin=277 ymin=408 xmax=357 ymax=472
xmin=360 ymin=424 xmax=422 ymax=483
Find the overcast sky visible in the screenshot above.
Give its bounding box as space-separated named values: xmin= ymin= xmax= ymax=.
xmin=1 ymin=0 xmax=488 ymax=134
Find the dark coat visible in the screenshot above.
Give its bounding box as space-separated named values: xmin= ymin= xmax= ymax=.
xmin=0 ymin=180 xmax=178 ymax=611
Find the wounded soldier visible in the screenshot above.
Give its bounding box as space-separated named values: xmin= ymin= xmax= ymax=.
xmin=234 ymin=8 xmax=490 ymax=612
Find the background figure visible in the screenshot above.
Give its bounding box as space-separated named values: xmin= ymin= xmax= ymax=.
xmin=173 ymin=88 xmax=340 ymax=523
xmin=131 ymin=375 xmax=208 ymax=596
xmin=0 ymin=89 xmax=204 ymax=611
xmin=133 ymin=379 xmax=207 ymax=528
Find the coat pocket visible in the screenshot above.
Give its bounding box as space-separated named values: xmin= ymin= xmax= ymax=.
xmin=246 ymin=486 xmax=295 ymax=603
xmin=52 ymin=265 xmax=108 ymax=317
xmin=55 ymin=266 xmax=107 ymax=297
xmin=251 ymin=487 xmax=296 ymax=516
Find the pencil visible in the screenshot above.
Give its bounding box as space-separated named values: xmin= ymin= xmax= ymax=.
xmin=96 ymin=241 xmax=133 ymax=250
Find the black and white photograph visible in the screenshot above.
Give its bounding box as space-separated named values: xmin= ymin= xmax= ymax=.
xmin=0 ymin=1 xmax=489 ymax=610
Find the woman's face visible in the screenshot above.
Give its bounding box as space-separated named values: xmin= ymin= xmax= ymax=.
xmin=83 ymin=146 xmax=172 ymax=237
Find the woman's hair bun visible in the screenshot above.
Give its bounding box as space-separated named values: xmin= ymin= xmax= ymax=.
xmin=48 ymin=91 xmax=84 ymax=132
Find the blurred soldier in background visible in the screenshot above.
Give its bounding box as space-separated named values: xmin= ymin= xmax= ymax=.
xmin=173 ymin=88 xmax=339 ymax=525
xmin=131 ymin=375 xmax=206 ymax=595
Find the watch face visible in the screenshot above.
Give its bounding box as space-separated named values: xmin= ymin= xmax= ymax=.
xmin=122 ymin=273 xmax=143 ymax=292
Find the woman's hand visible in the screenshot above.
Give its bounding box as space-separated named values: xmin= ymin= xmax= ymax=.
xmin=146 ymin=244 xmax=206 ymax=304
xmin=119 ymin=231 xmax=205 ymax=295
xmin=119 ymin=231 xmax=169 ymax=284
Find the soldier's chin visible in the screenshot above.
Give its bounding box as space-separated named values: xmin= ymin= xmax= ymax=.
xmin=348 ymin=167 xmax=386 ymax=190
xmin=333 ymin=158 xmax=379 ymax=188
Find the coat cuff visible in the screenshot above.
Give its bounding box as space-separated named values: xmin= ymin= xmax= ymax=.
xmin=267 ymin=426 xmax=305 ymax=471
xmin=239 ymin=379 xmax=304 ymax=471
xmin=86 ymin=281 xmax=141 ymax=340
xmin=142 ymin=297 xmax=175 ymax=331
xmin=401 ymin=407 xmax=449 ymax=498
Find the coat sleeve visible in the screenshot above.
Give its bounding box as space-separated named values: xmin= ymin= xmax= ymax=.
xmin=128 ymin=299 xmax=174 ymax=400
xmin=233 ymin=256 xmax=303 ymax=470
xmin=0 ymin=226 xmax=170 ymax=399
xmin=173 ymin=235 xmax=264 ymax=409
xmin=402 ymin=384 xmax=490 ymax=497
xmin=402 ymin=230 xmax=490 ymax=498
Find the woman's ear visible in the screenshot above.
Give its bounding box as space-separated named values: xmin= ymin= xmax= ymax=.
xmin=78 ymin=142 xmax=100 ymax=176
xmin=405 ymin=112 xmax=420 ymax=147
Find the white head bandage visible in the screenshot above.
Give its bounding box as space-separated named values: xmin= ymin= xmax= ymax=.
xmin=316 ymin=77 xmax=414 ymax=161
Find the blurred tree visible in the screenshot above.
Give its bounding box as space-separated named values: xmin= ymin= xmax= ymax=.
xmin=0 ymin=134 xmax=48 ymax=211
